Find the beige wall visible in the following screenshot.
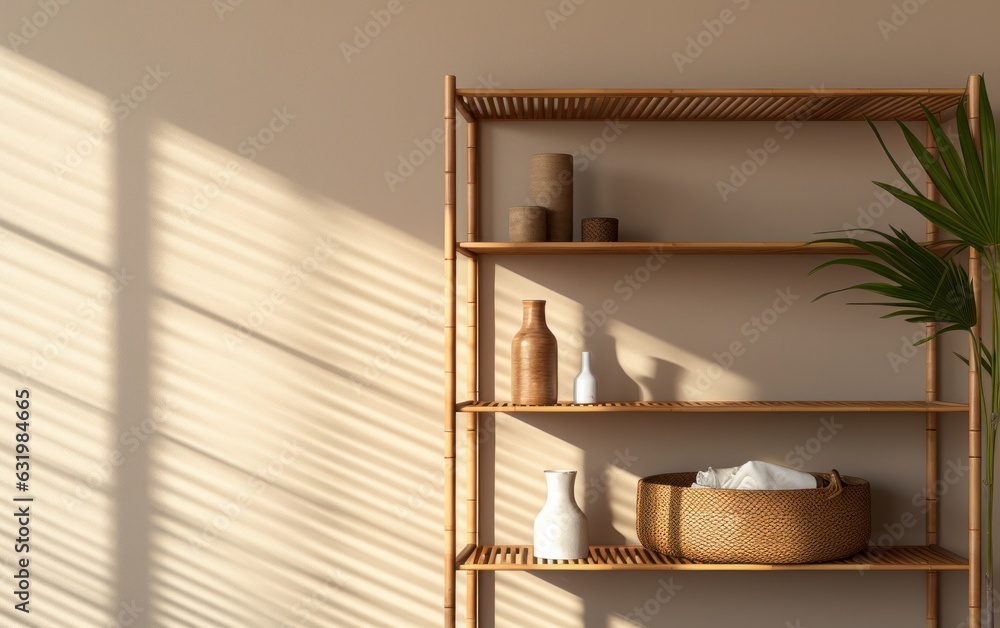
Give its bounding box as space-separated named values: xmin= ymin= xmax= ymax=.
xmin=0 ymin=1 xmax=998 ymax=626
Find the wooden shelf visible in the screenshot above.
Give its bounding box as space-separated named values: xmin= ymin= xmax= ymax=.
xmin=458 ymin=241 xmax=954 ymax=256
xmin=459 ymin=400 xmax=969 ymax=414
xmin=455 ymin=87 xmax=964 ymax=123
xmin=457 ymin=544 xmax=968 ymax=572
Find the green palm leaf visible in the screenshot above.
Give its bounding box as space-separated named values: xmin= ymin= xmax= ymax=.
xmin=864 ymin=76 xmax=1000 ymax=251
xmin=810 ymin=227 xmax=976 ymax=332
xmin=980 ymin=77 xmax=999 ymax=223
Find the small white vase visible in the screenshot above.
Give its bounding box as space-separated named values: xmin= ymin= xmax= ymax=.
xmin=533 ymin=470 xmax=589 ymax=560
xmin=573 ymin=351 xmax=597 ymax=404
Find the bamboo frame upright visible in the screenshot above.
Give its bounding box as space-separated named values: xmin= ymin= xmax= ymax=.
xmin=966 ymin=72 xmax=983 ymax=628
xmin=925 ymin=116 xmax=941 ymax=628
xmin=444 ymin=74 xmax=457 ymax=628
xmin=443 ymin=74 xmax=980 ymax=627
xmin=464 ymin=119 xmax=480 ymax=627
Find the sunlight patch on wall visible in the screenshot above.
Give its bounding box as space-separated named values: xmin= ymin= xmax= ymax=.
xmin=0 ymin=49 xmax=117 ymax=627
xmin=147 ymin=122 xmax=445 ymax=626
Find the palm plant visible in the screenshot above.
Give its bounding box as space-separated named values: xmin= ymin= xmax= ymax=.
xmin=811 ymin=75 xmax=997 ymax=625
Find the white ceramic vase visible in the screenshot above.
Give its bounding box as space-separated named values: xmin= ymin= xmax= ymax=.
xmin=573 ymin=351 xmax=597 ymax=404
xmin=533 ymin=469 xmax=589 ymax=560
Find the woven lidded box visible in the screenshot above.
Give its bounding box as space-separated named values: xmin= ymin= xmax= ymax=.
xmin=635 ymin=470 xmax=870 ymax=564
xmin=581 ymin=217 xmax=618 ymax=242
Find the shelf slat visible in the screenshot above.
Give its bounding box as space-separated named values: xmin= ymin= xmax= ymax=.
xmin=458 ymin=545 xmax=968 ymax=571
xmin=458 ymin=241 xmax=955 ymax=256
xmin=455 ymin=88 xmax=964 ymax=123
xmin=459 ymin=400 xmax=969 ymax=413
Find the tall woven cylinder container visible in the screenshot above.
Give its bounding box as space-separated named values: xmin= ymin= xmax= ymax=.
xmin=529 ymin=153 xmax=573 ymax=242
xmin=511 ymin=300 xmax=557 ymax=405
xmin=636 ymin=471 xmax=870 ymax=564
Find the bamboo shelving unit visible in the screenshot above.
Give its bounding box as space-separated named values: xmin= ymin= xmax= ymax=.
xmin=443 ymin=75 xmax=981 ymax=627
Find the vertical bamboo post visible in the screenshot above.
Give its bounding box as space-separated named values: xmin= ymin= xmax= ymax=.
xmin=467 ymin=121 xmax=479 ymax=245
xmin=466 ymin=121 xmax=480 ymax=409
xmin=465 ymin=119 xmax=480 ymax=627
xmin=444 ymin=74 xmax=457 ymax=628
xmin=925 ymin=116 xmax=941 ymax=628
xmin=967 ymin=72 xmax=983 ymax=628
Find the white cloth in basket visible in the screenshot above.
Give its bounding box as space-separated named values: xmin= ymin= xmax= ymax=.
xmin=691 ymin=460 xmax=817 ymax=490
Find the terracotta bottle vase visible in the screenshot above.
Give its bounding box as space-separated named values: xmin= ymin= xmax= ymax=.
xmin=511 ymin=300 xmax=558 ymax=405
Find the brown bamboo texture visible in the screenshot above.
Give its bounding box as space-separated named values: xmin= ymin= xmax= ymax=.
xmin=925 ymin=115 xmax=941 ymax=628
xmin=465 ymin=117 xmax=479 ymax=627
xmin=967 ymin=72 xmax=983 ymax=628
xmin=444 ymin=73 xmax=457 ymax=628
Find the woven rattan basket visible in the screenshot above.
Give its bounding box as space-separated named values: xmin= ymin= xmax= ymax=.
xmin=636 ymin=470 xmax=870 ymax=564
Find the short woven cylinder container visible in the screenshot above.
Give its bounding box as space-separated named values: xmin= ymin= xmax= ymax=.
xmin=509 ymin=206 xmax=546 ymax=242
xmin=636 ymin=470 xmax=870 ymax=564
